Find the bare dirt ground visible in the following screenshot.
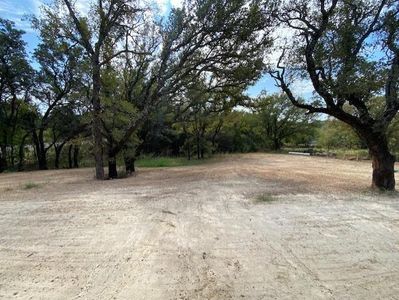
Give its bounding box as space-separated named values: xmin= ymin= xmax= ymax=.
xmin=0 ymin=153 xmax=399 ymax=299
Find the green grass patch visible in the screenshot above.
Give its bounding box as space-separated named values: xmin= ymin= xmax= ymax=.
xmin=23 ymin=182 xmax=41 ymax=190
xmin=254 ymin=193 xmax=278 ymax=204
xmin=136 ymin=156 xmax=208 ymax=168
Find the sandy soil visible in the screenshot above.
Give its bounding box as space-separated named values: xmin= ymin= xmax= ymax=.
xmin=0 ymin=153 xmax=398 ymax=299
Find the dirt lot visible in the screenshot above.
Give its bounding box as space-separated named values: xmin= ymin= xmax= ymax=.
xmin=0 ymin=153 xmax=399 ymax=299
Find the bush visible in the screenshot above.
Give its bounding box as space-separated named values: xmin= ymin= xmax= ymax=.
xmin=254 ymin=193 xmax=277 ymax=203
xmin=23 ymin=182 xmax=40 ymax=189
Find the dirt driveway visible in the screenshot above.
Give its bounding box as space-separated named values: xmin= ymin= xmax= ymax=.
xmin=0 ymin=153 xmax=398 ymax=299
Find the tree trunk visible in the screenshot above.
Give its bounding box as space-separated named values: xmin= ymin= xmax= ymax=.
xmin=36 ymin=141 xmax=48 ymax=170
xmin=211 ymin=120 xmax=223 ymax=151
xmin=0 ymin=145 xmax=7 ymax=173
xmin=187 ymin=141 xmax=191 ymax=160
xmin=124 ymin=156 xmax=135 ymax=174
xmin=68 ymin=144 xmax=73 ymax=168
xmin=54 ymin=143 xmax=66 ymax=169
xmin=368 ymin=140 xmax=396 ymax=190
xmin=92 ymin=65 xmax=105 ymax=179
xmin=55 ymin=149 xmax=61 ymax=169
xmin=108 ymin=152 xmax=118 ymax=179
xmin=37 ymin=151 xmax=48 ymax=170
xmin=73 ymin=146 xmax=79 ymax=168
xmin=17 ymin=134 xmax=28 ymax=171
xmin=10 ymin=145 xmax=15 ymax=168
xmin=273 ymin=138 xmax=281 ymax=151
xmin=196 ymin=133 xmax=201 ymax=160
xmin=1 ymin=130 xmax=9 ymax=172
xmin=32 ymin=130 xmax=47 ymax=170
xmin=200 ymin=126 xmax=206 ymax=159
xmin=38 ymin=129 xmax=48 ymax=170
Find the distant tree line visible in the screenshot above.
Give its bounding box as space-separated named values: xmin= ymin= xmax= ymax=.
xmin=0 ymin=0 xmax=398 ymax=190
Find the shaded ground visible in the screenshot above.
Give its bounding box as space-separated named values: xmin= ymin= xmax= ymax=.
xmin=0 ymin=153 xmax=398 ymax=299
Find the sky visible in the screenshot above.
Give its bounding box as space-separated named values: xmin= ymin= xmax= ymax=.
xmin=0 ymin=0 xmax=311 ymax=98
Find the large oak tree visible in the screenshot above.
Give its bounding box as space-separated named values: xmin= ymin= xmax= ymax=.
xmin=40 ymin=0 xmax=145 ymax=178
xmin=43 ymin=0 xmax=275 ymax=179
xmin=270 ymin=0 xmax=399 ymax=190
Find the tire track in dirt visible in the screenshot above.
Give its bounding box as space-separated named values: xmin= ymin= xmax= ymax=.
xmin=1 ymin=153 xmax=398 ymax=299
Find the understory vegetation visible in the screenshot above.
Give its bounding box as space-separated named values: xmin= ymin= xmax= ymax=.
xmin=6 ymin=106 xmax=399 ymax=172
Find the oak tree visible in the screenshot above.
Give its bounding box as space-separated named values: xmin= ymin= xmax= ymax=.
xmin=270 ymin=0 xmax=399 ymax=190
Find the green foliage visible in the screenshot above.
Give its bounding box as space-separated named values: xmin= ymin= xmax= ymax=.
xmin=214 ymin=111 xmax=263 ymax=153
xmin=136 ymin=156 xmax=208 ymax=168
xmin=0 ymin=18 xmax=34 ymax=171
xmin=317 ymin=119 xmax=362 ymax=150
xmin=0 ymin=18 xmax=32 ymax=89
xmin=101 ymin=66 xmax=139 ymax=143
xmin=254 ymin=193 xmax=277 ymax=204
xmin=23 ymin=182 xmax=40 ymax=190
xmin=282 ymin=0 xmax=391 ymax=111
xmin=388 ymin=116 xmax=399 ymax=152
xmin=3 ymin=1 xmax=397 ymax=180
xmin=315 ymin=97 xmax=399 ymax=153
xmin=255 ymin=93 xmax=316 ymax=150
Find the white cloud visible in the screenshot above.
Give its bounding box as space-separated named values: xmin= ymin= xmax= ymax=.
xmin=31 ymin=0 xmax=43 ymax=14
xmin=291 ymin=79 xmax=315 ymax=97
xmin=265 ymin=25 xmax=295 ymax=68
xmin=152 ymin=0 xmax=182 ymax=15
xmin=154 ymin=0 xmax=169 ymax=15
xmin=170 ymin=0 xmax=182 ymax=8
xmin=74 ymin=0 xmax=91 ymax=15
xmin=0 ymin=0 xmax=41 ymax=32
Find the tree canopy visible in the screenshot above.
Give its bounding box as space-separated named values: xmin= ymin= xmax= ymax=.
xmin=0 ymin=0 xmax=398 ymax=190
xmin=270 ymin=0 xmax=399 ymax=190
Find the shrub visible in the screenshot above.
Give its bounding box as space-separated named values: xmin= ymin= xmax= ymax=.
xmin=23 ymin=182 xmax=40 ymax=190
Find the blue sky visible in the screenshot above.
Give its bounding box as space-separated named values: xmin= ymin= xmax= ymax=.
xmin=0 ymin=0 xmax=291 ymax=98
xmin=0 ymin=0 xmax=42 ymax=55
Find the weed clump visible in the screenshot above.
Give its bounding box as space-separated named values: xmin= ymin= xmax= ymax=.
xmin=23 ymin=182 xmax=40 ymax=190
xmin=255 ymin=193 xmax=277 ymax=203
